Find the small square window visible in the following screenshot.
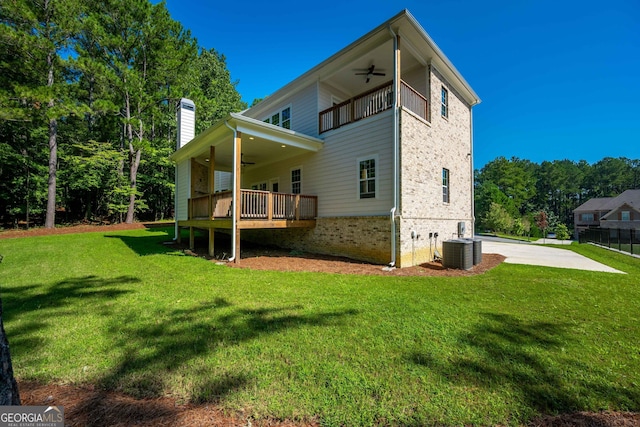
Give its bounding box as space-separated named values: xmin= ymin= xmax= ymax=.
xmin=621 ymin=211 xmax=630 ymax=221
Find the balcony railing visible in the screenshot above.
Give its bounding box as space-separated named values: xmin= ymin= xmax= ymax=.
xmin=400 ymin=81 xmax=428 ymax=121
xmin=188 ymin=190 xmax=317 ymax=221
xmin=319 ymin=80 xmax=429 ymax=133
xmin=319 ymin=81 xmax=393 ymax=133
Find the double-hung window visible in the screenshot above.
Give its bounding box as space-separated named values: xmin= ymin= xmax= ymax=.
xmin=358 ymin=157 xmax=376 ymax=199
xmin=291 ymin=168 xmax=301 ymax=194
xmin=441 ymin=87 xmax=448 ymax=118
xmin=264 ymin=106 xmax=291 ymax=129
xmin=442 ymin=168 xmax=450 ymax=203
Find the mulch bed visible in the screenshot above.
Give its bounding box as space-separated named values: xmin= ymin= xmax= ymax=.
xmin=20 ymin=381 xmax=315 ymax=427
xmin=5 ymin=223 xmax=640 ymax=426
xmin=226 ymin=248 xmax=506 ymax=276
xmin=0 ymin=222 xmax=148 ymax=239
xmin=19 ymin=380 xmax=640 ymax=427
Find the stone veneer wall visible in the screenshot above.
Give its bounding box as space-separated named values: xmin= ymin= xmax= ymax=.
xmin=396 ymin=65 xmax=474 ymax=267
xmin=241 ymin=216 xmax=392 ymax=265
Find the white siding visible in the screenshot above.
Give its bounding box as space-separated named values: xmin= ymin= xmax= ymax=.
xmin=318 ymin=82 xmax=351 ymax=113
xmin=214 ymin=171 xmax=232 ymax=192
xmin=243 ymin=83 xmax=319 ymax=137
xmin=242 ymin=110 xmax=394 ymax=217
xmin=176 ymin=160 xmax=190 ymax=220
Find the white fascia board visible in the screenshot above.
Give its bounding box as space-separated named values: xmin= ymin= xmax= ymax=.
xmin=169 ymin=118 xmax=231 ymax=163
xmin=169 ymin=114 xmax=324 ymax=163
xmin=245 ymin=10 xmax=480 ymax=116
xmin=229 ymin=113 xmax=324 ymax=151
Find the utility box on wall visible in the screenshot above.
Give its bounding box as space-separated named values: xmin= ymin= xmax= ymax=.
xmin=457 ymin=221 xmax=466 ymax=238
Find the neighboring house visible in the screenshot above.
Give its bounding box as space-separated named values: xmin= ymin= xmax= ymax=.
xmin=574 ymin=189 xmax=640 ymax=237
xmin=170 ymin=9 xmax=480 ymax=267
xmin=573 ymin=197 xmax=613 ymax=237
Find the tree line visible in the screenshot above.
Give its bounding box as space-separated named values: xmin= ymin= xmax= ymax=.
xmin=475 ymin=156 xmax=640 ymax=238
xmin=2 ymin=2 xmax=639 ymax=233
xmin=0 ymin=0 xmax=247 ymax=228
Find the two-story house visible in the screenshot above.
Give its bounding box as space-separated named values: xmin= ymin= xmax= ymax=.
xmin=170 ymin=9 xmax=480 ymax=267
xmin=574 ymin=189 xmax=640 ymax=238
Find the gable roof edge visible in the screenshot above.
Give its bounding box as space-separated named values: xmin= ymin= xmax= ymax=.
xmin=248 ymin=9 xmax=480 ymax=112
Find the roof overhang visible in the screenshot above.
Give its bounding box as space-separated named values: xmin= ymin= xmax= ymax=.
xmin=249 ymin=9 xmax=480 ymax=115
xmin=169 ymin=113 xmax=323 ymax=171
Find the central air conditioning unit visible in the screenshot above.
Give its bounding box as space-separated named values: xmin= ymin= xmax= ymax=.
xmin=442 ymin=239 xmax=473 ymax=270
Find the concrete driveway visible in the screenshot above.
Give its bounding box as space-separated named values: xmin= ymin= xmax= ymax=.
xmin=481 ymin=240 xmax=624 ymax=274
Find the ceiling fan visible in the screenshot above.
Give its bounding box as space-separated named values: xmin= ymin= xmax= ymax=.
xmin=241 ymin=153 xmax=255 ymax=165
xmin=355 ymin=65 xmax=386 ymax=83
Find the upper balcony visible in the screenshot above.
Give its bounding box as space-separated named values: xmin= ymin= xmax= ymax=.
xmin=319 ymin=80 xmax=428 ymax=133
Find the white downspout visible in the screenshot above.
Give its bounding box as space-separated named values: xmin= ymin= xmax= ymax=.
xmin=174 ymin=166 xmax=179 ymax=240
xmin=224 ymin=120 xmax=237 ymax=262
xmin=388 ymin=26 xmax=399 ymax=268
xmin=470 ymin=109 xmax=475 ymax=237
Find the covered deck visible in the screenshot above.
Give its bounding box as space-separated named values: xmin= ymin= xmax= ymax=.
xmin=182 ymin=189 xmax=317 ymax=229
xmin=171 ymin=113 xmax=323 ymax=261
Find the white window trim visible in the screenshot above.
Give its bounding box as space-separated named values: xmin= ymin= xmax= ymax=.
xmin=290 ymin=166 xmax=302 ymax=194
xmin=262 ymin=104 xmax=292 ymax=129
xmin=356 ymin=154 xmax=378 ymax=200
xmin=442 ymin=168 xmax=450 ymax=204
xmin=441 ymin=86 xmax=448 ymax=119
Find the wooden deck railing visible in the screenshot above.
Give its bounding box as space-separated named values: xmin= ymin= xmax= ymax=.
xmin=319 ymin=80 xmax=429 ymax=133
xmin=188 ymin=190 xmax=317 ymax=221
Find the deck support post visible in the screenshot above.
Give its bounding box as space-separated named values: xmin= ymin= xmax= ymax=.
xmin=208 ymin=228 xmax=215 ymax=257
xmin=189 ymin=226 xmax=195 ymax=250
xmin=233 ymin=131 xmax=242 ymax=263
xmin=208 ymin=146 xmax=215 ymax=219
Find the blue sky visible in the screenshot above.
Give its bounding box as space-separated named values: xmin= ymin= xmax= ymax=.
xmin=161 ymin=0 xmax=639 ymax=169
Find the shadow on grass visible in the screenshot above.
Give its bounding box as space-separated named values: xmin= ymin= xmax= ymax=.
xmin=5 ymin=271 xmax=359 ymax=423
xmin=100 ymin=300 xmax=359 ymax=405
xmin=105 ymin=229 xmax=180 ymax=257
xmin=2 ymin=275 xmax=138 ymax=357
xmin=106 ymin=227 xmax=228 ymax=257
xmin=408 ymin=313 xmax=639 ymax=417
xmin=2 ymin=275 xmax=137 ymax=322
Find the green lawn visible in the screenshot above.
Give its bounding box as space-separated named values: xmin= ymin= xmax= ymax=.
xmin=0 ymin=227 xmax=638 ymax=426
